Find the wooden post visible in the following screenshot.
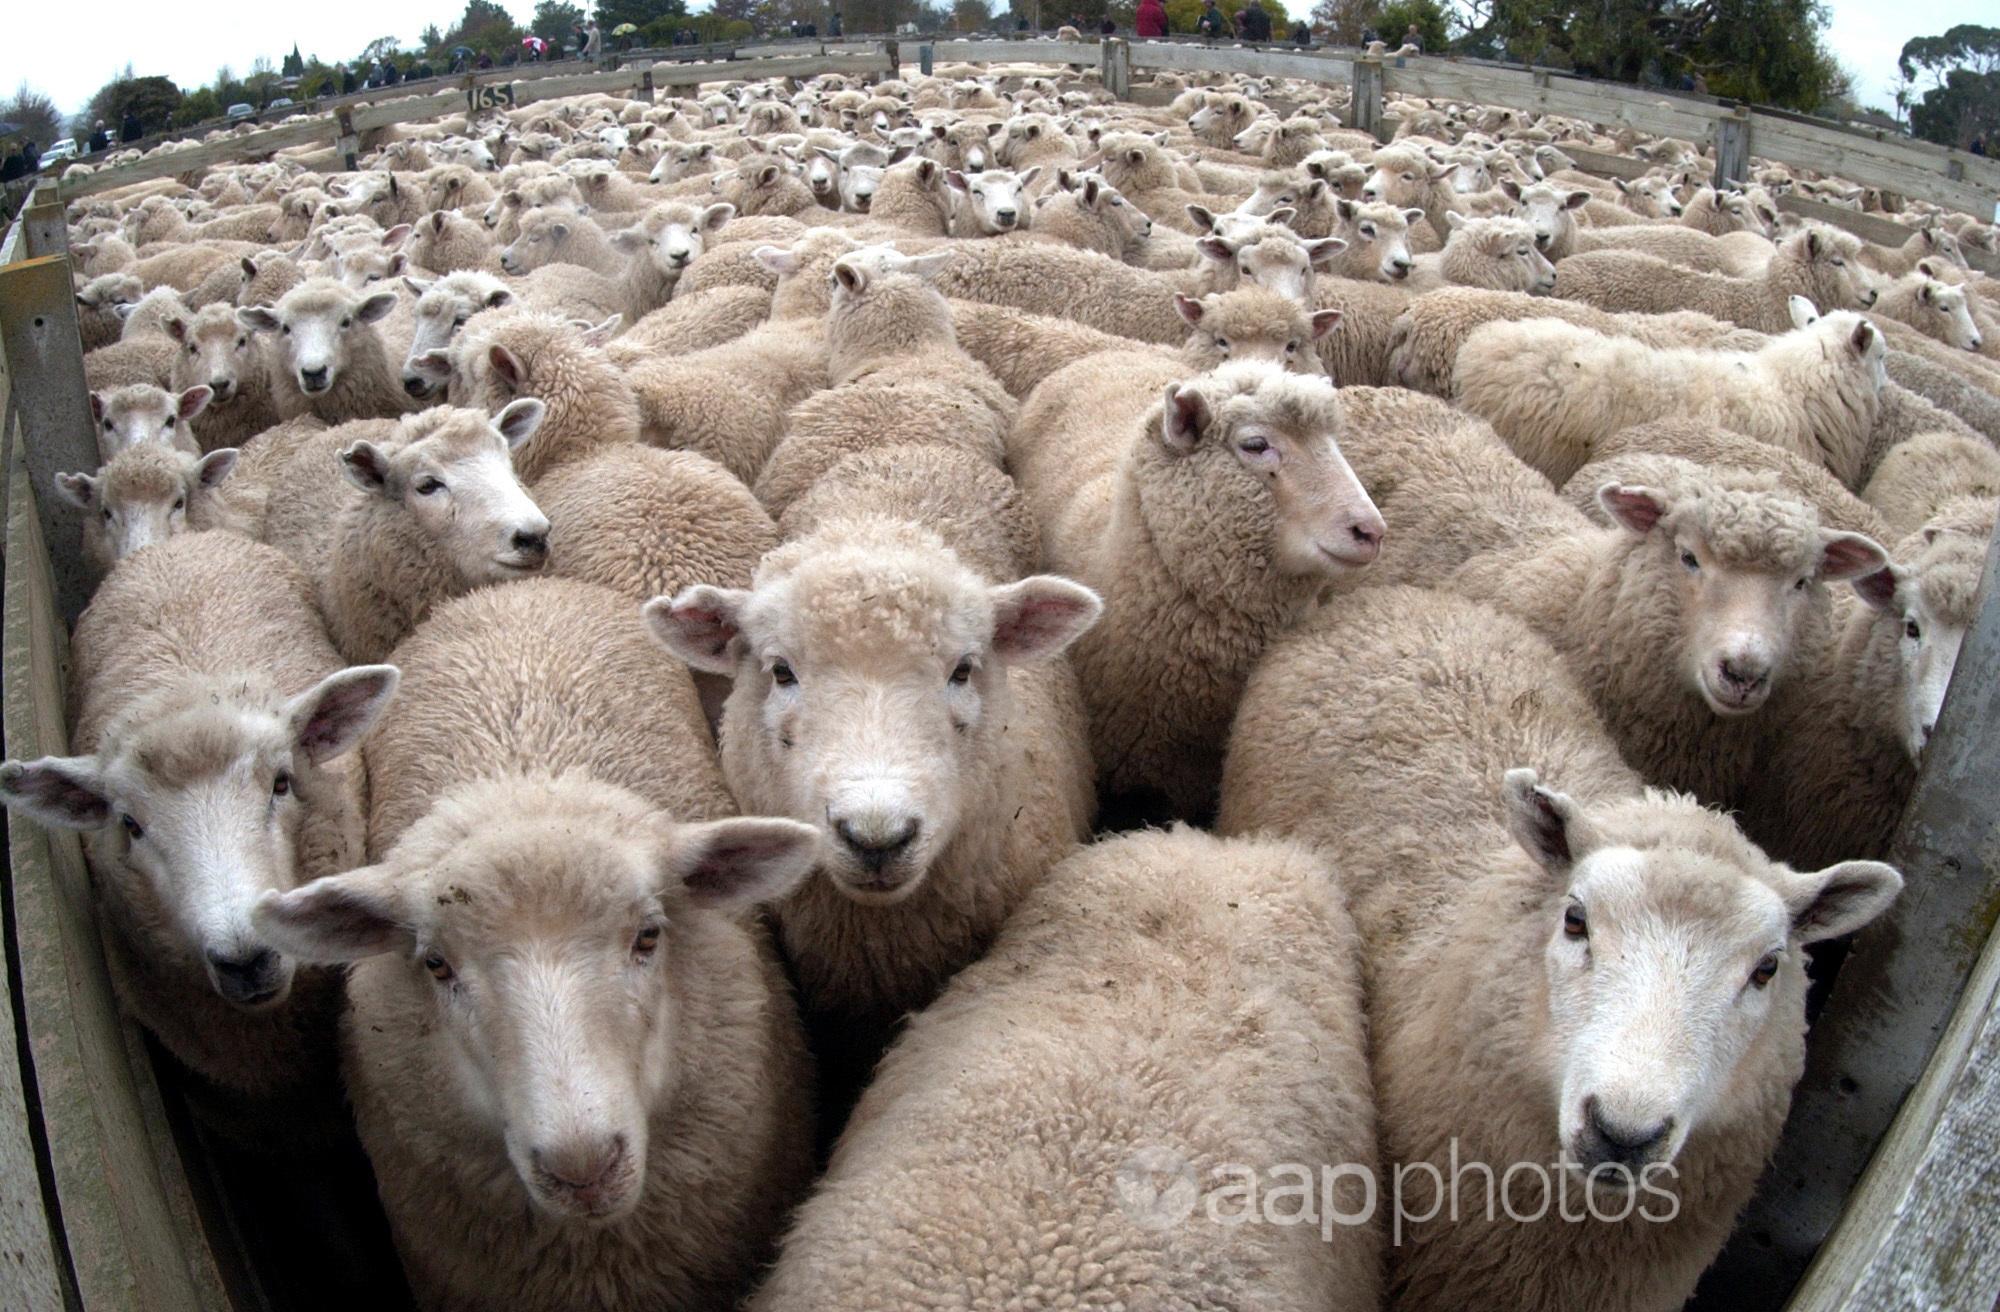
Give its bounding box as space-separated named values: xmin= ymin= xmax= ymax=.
xmin=336 ymin=108 xmax=360 ymax=172
xmin=1699 ymin=532 xmax=2000 ymax=1308
xmin=639 ymin=67 xmax=655 ymax=103
xmin=1351 ymin=56 xmax=1384 ymax=140
xmin=1714 ymin=106 xmax=1751 ymax=189
xmin=1102 ymin=38 xmax=1132 ymax=101
xmin=0 ymin=255 xmax=98 ymax=624
xmin=885 ymin=39 xmax=900 ymax=79
xmin=920 ymin=43 xmax=934 ymax=77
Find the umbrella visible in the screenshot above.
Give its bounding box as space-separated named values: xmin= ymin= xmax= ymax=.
xmin=611 ymin=22 xmax=639 ymax=35
xmin=522 ymin=36 xmax=546 ymax=50
xmin=451 ymin=45 xmax=475 ymax=56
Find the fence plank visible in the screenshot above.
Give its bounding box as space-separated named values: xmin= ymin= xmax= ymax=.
xmin=59 ymin=119 xmax=335 ymax=199
xmin=1749 ymin=115 xmax=1998 ymax=218
xmin=1705 ymin=531 xmax=2000 ymax=1308
xmin=0 ymin=256 xmax=99 ymax=626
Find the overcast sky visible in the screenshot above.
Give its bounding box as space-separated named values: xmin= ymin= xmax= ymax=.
xmin=2 ymin=0 xmax=1984 ymax=130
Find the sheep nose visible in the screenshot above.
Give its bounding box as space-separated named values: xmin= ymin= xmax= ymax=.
xmin=1718 ymin=658 xmax=1768 ymax=693
xmin=995 ymin=209 xmax=1017 ymax=225
xmin=206 ymin=947 xmax=281 ymax=1003
xmin=510 ymin=529 xmax=548 ymax=561
xmin=1923 ymin=721 xmax=1937 ymax=746
xmin=533 ymin=1134 xmax=627 ymax=1194
xmin=208 ymin=378 xmax=234 ymax=397
xmin=403 ymin=376 xmax=432 ymax=398
xmin=1583 ymin=1098 xmax=1673 ymax=1168
xmin=833 ymin=816 xmax=920 ymax=872
xmin=299 ymin=366 xmax=330 ymax=390
xmin=668 ymin=250 xmax=690 ymax=265
xmin=1360 ymin=187 xmax=1378 ymax=202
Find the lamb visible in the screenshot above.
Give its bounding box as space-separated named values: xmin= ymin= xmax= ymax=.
xmin=747 ymin=827 xmax=1379 ymax=1312
xmin=1453 ymin=302 xmax=1886 ymax=488
xmin=1358 ymin=143 xmax=1459 ymax=241
xmin=1554 ymin=227 xmax=1879 ymax=332
xmin=709 ymin=155 xmax=820 ymax=218
xmin=1027 ymin=170 xmax=1154 ymax=260
xmin=1324 ymin=197 xmax=1423 ymax=281
xmin=497 ymin=204 xmax=627 ymax=276
xmin=947 ymin=166 xmax=1041 ymax=236
xmin=646 ymin=513 xmax=1100 ymax=1092
xmin=240 ymin=278 xmax=418 ymax=423
xmin=1234 ymin=169 xmax=1345 ymax=238
xmin=55 ymin=442 xmax=246 ymax=572
xmin=435 ymin=309 xmax=639 ymax=482
xmin=1858 ymin=222 xmax=1968 ymax=277
xmin=1743 ymin=498 xmax=1992 ymax=872
xmin=863 ymin=155 xmax=955 ymax=234
xmin=76 ymin=272 xmax=144 ymax=350
xmin=405 ymin=208 xmax=502 ymax=274
xmin=90 ymin=382 xmax=210 ymax=458
xmin=607 ymin=200 xmax=736 ymax=318
xmin=777 ymin=444 xmax=1040 ymax=582
xmin=1014 ymin=359 xmax=1383 ymax=819
xmin=1215 ymin=582 xmax=1900 ymax=1312
xmin=164 ymin=304 xmax=281 ymax=450
xmin=1870 ymin=271 xmax=1985 ymax=352
xmin=1403 ymin=213 xmax=1558 ymax=294
xmin=0 ymin=532 xmax=399 ymax=1106
xmin=1448 ymin=469 xmax=1888 ymax=809
xmin=1861 ymin=431 xmax=2000 ymax=538
xmin=1386 ymin=286 xmax=1764 ymax=396
xmin=255 ymin=580 xmax=815 ymax=1312
xmin=754 ymin=247 xmax=1015 ymax=516
xmin=257 ymin=402 xmax=552 ymax=663
xmin=1093 ymin=132 xmax=1245 ymax=235
xmin=1678 ymin=184 xmax=1775 ymax=236
xmin=397 ymin=271 xmax=517 ymax=401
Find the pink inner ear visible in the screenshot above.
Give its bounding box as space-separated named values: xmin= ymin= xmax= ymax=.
xmin=993 ymin=591 xmax=1094 ymax=659
xmin=1600 ymin=486 xmax=1665 ymax=534
xmin=1821 ymin=534 xmax=1886 ymax=581
xmin=674 ymin=605 xmax=737 ymax=659
xmin=1851 ymin=566 xmax=1899 ymax=612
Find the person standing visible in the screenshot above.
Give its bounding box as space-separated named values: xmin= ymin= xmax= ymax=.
xmin=1135 ymin=0 xmax=1167 ymax=36
xmin=88 ymin=120 xmax=111 ymax=153
xmin=120 ymin=108 xmax=144 ymax=142
xmin=1402 ymin=22 xmax=1423 ymax=51
xmin=1238 ymin=1 xmax=1271 ymax=42
xmin=1195 ymin=0 xmax=1232 ymax=38
xmin=1289 ymin=18 xmax=1311 ymax=45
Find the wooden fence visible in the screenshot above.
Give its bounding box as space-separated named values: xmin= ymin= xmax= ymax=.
xmin=12 ymin=32 xmax=2000 ymax=1312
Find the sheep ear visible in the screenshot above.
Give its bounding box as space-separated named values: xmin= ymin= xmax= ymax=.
xmin=1818 ymin=531 xmax=1887 ymax=583
xmin=54 ymin=471 xmax=99 ymax=509
xmin=411 ymin=349 xmax=454 ymax=385
xmin=340 ymin=441 xmax=394 ymax=495
xmin=382 ymin=223 xmax=412 ymax=247
xmin=1500 ymin=177 xmax=1521 ymax=201
xmin=1305 ymin=236 xmax=1347 ymax=268
xmin=642 ymin=585 xmax=755 ymax=674
xmin=0 ymin=756 xmax=113 ymax=830
xmin=194 ymin=448 xmax=238 ymax=489
xmin=753 ymin=245 xmax=800 ymax=275
xmin=579 ymin=314 xmax=620 ymax=347
xmin=1564 ymin=190 xmax=1591 ymax=210
xmin=613 ymin=227 xmax=648 ymax=252
xmin=700 ymin=202 xmax=735 ymax=231
xmin=989 ymin=576 xmax=1102 ymax=664
xmin=662 ymin=816 xmax=819 ymax=911
xmin=1597 ymin=483 xmax=1667 ymax=535
xmin=286 ymin=664 xmax=401 ymax=765
xmin=166 ymin=314 xmax=188 ymax=342
xmin=493 ymin=398 xmax=546 ymax=450
xmin=240 ymin=255 xmax=260 ymax=278
xmin=177 ymin=386 xmax=212 ymax=421
xmin=1019 ymin=166 xmax=1041 ymax=188
xmin=946 ymin=169 xmax=970 ymax=193
xmin=254 ymin=865 xmax=412 ymax=963
xmin=89 ymin=391 xmax=106 ymax=423
xmin=1806 ymin=229 xmax=1823 ymax=258
xmin=1194 ymin=236 xmax=1234 ymax=263
xmin=484 ymin=288 xmax=513 ymax=309
xmin=1173 ymin=293 xmax=1205 ymax=326
xmin=488 ymin=344 xmax=524 ymax=389
xmin=1780 ymin=860 xmax=1902 ymax=945
xmin=1311 ymin=308 xmax=1343 ymax=339
xmin=1336 ymin=197 xmax=1357 ymax=222
xmin=1185 ymin=203 xmax=1217 ymax=232
xmin=1501 ymin=768 xmax=1600 ymax=877
xmin=1159 ymin=383 xmax=1210 ymax=453
xmin=1850 ymin=562 xmax=1904 ymax=612
xmin=756 ymin=164 xmax=779 ymax=187
xmin=1787 ymin=295 xmax=1820 ymax=329
xmin=1849 ymin=318 xmax=1876 ymax=356
xmin=357 ymin=292 xmax=397 ymax=324
xmin=833 ymin=260 xmax=868 ymax=295
xmin=402 ymin=275 xmax=433 ymax=296
xmin=238 ymin=305 xmax=280 ymax=333
xmin=1267 ymin=206 xmax=1298 ymax=227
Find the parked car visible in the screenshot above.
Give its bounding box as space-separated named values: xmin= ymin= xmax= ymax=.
xmin=266 ymin=97 xmax=295 ymax=111
xmin=226 ymin=102 xmax=255 ymax=121
xmin=39 ymin=139 xmax=79 ymax=165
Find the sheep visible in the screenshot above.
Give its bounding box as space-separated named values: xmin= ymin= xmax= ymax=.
xmin=777 ymin=444 xmax=1039 ymax=583
xmin=89 ymin=382 xmax=210 ymax=459
xmin=607 ymin=200 xmax=736 ymax=318
xmin=76 ymin=272 xmax=144 ymax=350
xmin=1026 ymin=169 xmax=1154 ymax=260
xmin=1862 ymin=431 xmax=2000 ymax=539
xmin=405 ymin=208 xmax=502 ymax=274
xmin=0 ymin=532 xmax=399 ymax=1105
xmin=1321 ymin=197 xmax=1423 ymax=281
xmin=497 ymin=204 xmax=626 ymax=276
xmin=1234 ymin=169 xmax=1344 ymax=238
xmin=1884 ymin=349 xmax=2000 ymax=446
xmin=396 ymin=271 xmax=517 ymax=401
xmin=163 ymin=304 xmax=281 ymax=450
xmin=1093 ymin=132 xmax=1245 ymax=235
xmin=258 ymin=403 xmax=552 ymax=663
xmin=1404 ymin=213 xmax=1558 ymax=295
xmin=1679 ymin=184 xmax=1776 ymax=236
xmin=1499 ymin=178 xmax=1593 ymax=258
xmin=1560 ymin=418 xmax=1890 ymax=540
xmin=54 ymin=442 xmax=246 ymax=572
xmin=1554 ymin=227 xmax=1879 ymax=332
xmin=947 ymin=166 xmax=1042 ymax=236
xmin=1870 ymin=272 xmax=1985 ymax=353
xmin=1448 ymin=468 xmax=1888 ymax=809
xmin=709 ymin=155 xmax=819 ymax=218
xmin=1744 ymin=498 xmax=1992 ymax=871
xmin=1858 ymin=222 xmax=1968 ymax=278
xmin=240 ymin=278 xmax=417 ymax=423
xmin=1015 ymin=359 xmax=1383 ymax=819
xmin=864 ymin=155 xmax=956 ymax=234
xmin=1358 ymin=143 xmax=1459 ymax=241
xmin=255 ymin=583 xmax=815 ymax=1312
xmin=646 ymin=512 xmax=1099 ymax=1095
xmin=1385 ymin=286 xmax=1765 ymax=395
xmin=1453 ymin=302 xmax=1887 ymax=488
xmin=436 ymin=309 xmax=639 ymax=482
xmin=748 ymin=827 xmax=1379 ymax=1312
xmin=1215 ymin=583 xmax=1900 ymax=1312
xmin=608 ymin=284 xmax=773 ymax=364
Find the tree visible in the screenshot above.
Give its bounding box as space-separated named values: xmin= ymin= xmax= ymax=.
xmin=421 ymin=24 xmax=445 ymax=51
xmin=1899 ymin=24 xmax=2000 ymax=89
xmin=953 ymin=0 xmax=991 ymax=28
xmin=1165 ymin=0 xmax=1283 ymax=35
xmin=442 ymin=0 xmax=524 ymax=55
xmin=1308 ymin=0 xmax=1373 ymax=45
xmin=80 ymin=74 xmax=182 ymax=138
xmin=1377 ymin=0 xmax=1448 ymax=49
xmin=3 ymin=83 xmax=65 ymax=146
xmin=532 ymin=0 xmax=586 ymax=41
xmin=282 ymin=45 xmax=306 ymax=77
xmin=173 ymin=87 xmax=221 ymax=128
xmin=593 ymin=0 xmax=688 ymax=32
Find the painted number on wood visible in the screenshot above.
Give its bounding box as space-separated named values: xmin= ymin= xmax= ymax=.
xmin=469 ymin=82 xmax=516 ymax=112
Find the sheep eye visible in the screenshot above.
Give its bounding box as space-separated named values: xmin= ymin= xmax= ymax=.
xmin=188 ymin=345 xmax=199 ymax=355
xmin=415 ymin=477 xmax=445 ymax=496
xmin=163 ymin=415 xmax=176 ymax=428
xmin=172 ymin=496 xmax=186 ymax=511
xmin=948 ymin=657 xmax=976 ymax=687
xmin=281 ymin=324 xmax=291 ymax=334
xmin=121 ymin=815 xmax=144 ymax=840
xmin=1680 ymin=550 xmax=1700 ymax=572
xmin=771 ymin=660 xmax=797 ymax=687
xmin=102 ymin=508 xmax=114 ymax=522
xmin=1905 ymin=619 xmax=1922 ymax=641
xmin=1749 ymin=953 xmax=1779 ymax=989
xmin=1562 ymin=904 xmax=1588 ymax=940
xmin=1794 ymin=577 xmax=1810 ymax=591
xmin=633 ymin=923 xmax=662 ymax=957
xmin=424 ymin=952 xmax=454 ymax=982
xmin=1214 ymin=336 xmax=1229 ymax=351
xmin=453 ymin=315 xmax=469 ymax=328
xmin=1237 ymin=436 xmax=1270 ymax=455
xmin=272 ymin=771 xmax=291 ymax=797
xmin=1359 ymin=224 xmax=1375 ymax=238
xmin=1285 ymin=340 xmax=1298 ymax=353
xmin=236 ymin=337 xmax=247 ymax=348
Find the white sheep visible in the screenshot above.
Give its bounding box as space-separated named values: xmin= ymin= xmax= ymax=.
xmin=55 ymin=442 xmax=244 ymax=572
xmin=240 ymin=278 xmax=416 ymax=423
xmin=90 ymin=382 xmax=210 ymax=459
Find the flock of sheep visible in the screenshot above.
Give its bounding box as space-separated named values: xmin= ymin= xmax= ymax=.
xmin=10 ymin=47 xmax=2000 ymax=1312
